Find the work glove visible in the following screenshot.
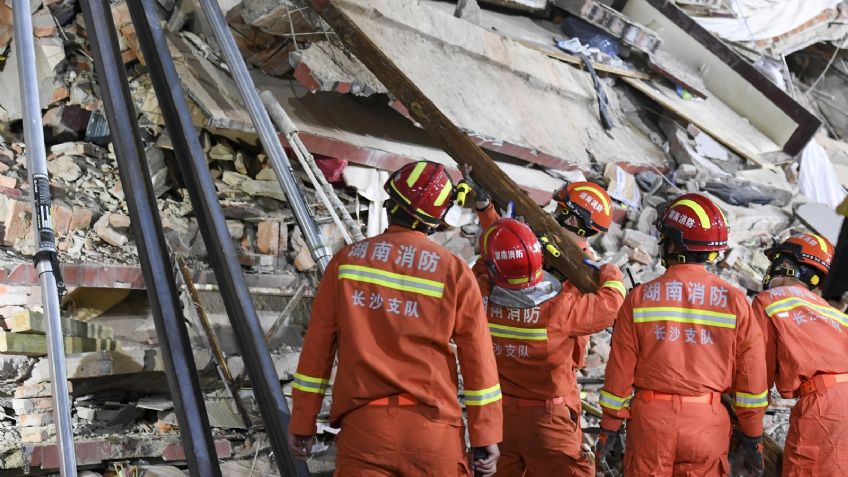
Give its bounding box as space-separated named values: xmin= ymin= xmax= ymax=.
xmin=733 ymin=432 xmax=765 ymax=477
xmin=471 ymin=444 xmax=500 ymax=477
xmin=594 ymin=428 xmax=621 ymax=470
xmin=458 ymin=164 xmax=490 ymax=209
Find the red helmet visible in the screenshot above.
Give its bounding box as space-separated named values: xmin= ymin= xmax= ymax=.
xmin=384 ymin=161 xmax=454 ymax=228
xmin=659 ymin=194 xmax=728 ymax=252
xmin=766 ymin=233 xmax=833 ymax=275
xmin=553 ymin=181 xmax=612 ymax=236
xmin=480 ymin=219 xmax=544 ymax=290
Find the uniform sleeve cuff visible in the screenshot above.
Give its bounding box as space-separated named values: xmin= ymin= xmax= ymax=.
xmin=289 ymin=415 xmax=318 ymax=437
xmin=469 ymin=428 xmax=503 ymax=448
xmin=737 ymin=415 xmax=764 ymax=439
xmin=601 ymin=414 xmax=625 ymax=433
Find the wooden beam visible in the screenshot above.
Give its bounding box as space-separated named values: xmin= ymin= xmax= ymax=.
xmin=5 ymin=311 xmax=114 ymax=339
xmin=0 ymin=332 xmax=120 ymax=357
xmin=311 ymin=0 xmax=600 ymax=292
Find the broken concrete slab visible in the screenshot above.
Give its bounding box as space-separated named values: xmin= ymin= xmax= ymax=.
xmin=290 ymin=0 xmax=666 ymax=172
xmin=796 ymin=201 xmax=844 ymax=245
xmin=257 ymin=78 xmax=569 ymax=204
xmin=622 ymin=0 xmax=821 ymax=158
xmin=0 ymin=34 xmax=66 ymax=121
xmin=25 ymin=349 xmax=211 ymax=383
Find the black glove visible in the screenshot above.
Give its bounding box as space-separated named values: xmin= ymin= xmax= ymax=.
xmin=459 ymin=164 xmax=490 ymax=207
xmin=594 ymin=428 xmax=621 ymax=470
xmin=734 ymin=432 xmax=764 ymax=477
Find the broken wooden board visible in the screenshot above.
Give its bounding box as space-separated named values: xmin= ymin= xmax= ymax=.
xmin=5 ymin=310 xmax=113 ymax=339
xmin=62 ymin=287 xmax=130 ymax=322
xmin=514 ymin=39 xmax=651 ymax=80
xmin=0 ymin=332 xmax=120 ymax=357
xmin=622 ymin=76 xmax=778 ymax=170
xmin=312 ymin=0 xmax=600 ymax=292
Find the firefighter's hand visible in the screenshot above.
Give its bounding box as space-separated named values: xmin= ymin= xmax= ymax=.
xmin=459 ymin=164 xmax=490 ymax=209
xmin=735 ymin=432 xmax=765 ymax=477
xmin=287 ymin=433 xmax=314 ymax=461
xmin=594 ymin=429 xmax=620 ymax=469
xmin=472 ymin=444 xmax=500 ymax=476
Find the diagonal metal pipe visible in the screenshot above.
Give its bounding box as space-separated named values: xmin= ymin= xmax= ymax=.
xmin=195 ymin=0 xmax=332 ymax=275
xmin=126 ymin=2 xmax=310 ymax=475
xmin=78 ymin=1 xmax=221 ymax=475
xmin=12 ymin=1 xmax=77 ymax=474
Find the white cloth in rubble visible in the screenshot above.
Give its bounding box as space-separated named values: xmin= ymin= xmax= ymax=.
xmin=798 ymin=139 xmax=847 ymax=209
xmin=692 ymin=0 xmax=841 ymax=42
xmin=342 ymin=164 xmax=390 ymax=237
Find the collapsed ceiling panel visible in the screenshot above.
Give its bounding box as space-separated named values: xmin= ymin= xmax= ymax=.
xmin=290 ymin=0 xmax=667 ymax=172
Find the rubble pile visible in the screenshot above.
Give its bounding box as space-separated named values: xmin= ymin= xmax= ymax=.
xmin=0 ymin=0 xmax=843 ymax=474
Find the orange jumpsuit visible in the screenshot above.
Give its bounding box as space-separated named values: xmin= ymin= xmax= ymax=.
xmin=475 ymin=206 xmax=626 ymax=476
xmin=600 ymin=263 xmax=767 ymax=476
xmin=752 ymin=285 xmax=848 ymax=476
xmin=289 ymin=225 xmax=503 ymax=476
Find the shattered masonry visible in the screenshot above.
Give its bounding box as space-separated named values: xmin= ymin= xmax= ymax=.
xmin=0 ymin=0 xmax=844 ymax=475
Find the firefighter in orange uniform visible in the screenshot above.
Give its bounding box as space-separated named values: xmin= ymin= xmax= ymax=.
xmin=459 ymin=173 xmax=626 ymax=476
xmin=595 ymin=193 xmax=768 ymax=476
xmin=752 ymin=233 xmax=848 ymax=476
xmin=550 ymin=183 xmax=617 ymax=376
xmin=287 ymin=161 xmax=503 ymax=476
xmin=463 ymin=169 xmax=618 ymax=375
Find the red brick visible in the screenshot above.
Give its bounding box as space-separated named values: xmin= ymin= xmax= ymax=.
xmin=256 ymin=221 xmax=280 ymax=255
xmin=162 ymin=439 xmax=232 ymax=461
xmin=51 ymin=203 xmax=73 ymax=237
xmin=0 ymin=175 xmax=15 ymax=189
xmin=68 ymin=206 xmax=93 ymax=233
xmin=293 ymin=63 xmax=322 ymax=91
xmin=3 ymin=200 xmax=32 ymax=246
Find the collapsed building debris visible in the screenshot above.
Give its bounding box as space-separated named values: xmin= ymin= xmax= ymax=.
xmin=0 ymin=0 xmax=842 ymax=475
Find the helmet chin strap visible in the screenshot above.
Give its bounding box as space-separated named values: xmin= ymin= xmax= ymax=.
xmin=763 ymin=257 xmax=821 ymax=290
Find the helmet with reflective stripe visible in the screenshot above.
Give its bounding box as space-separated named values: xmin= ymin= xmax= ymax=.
xmin=384 ymin=161 xmax=454 ymax=228
xmin=480 ymin=219 xmax=544 ymax=290
xmin=766 ymin=233 xmax=833 ymax=276
xmin=658 ymin=193 xmax=728 ymax=252
xmin=553 ymin=181 xmax=612 ymax=236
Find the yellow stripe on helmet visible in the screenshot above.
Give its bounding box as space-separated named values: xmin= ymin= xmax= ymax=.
xmin=433 ymin=181 xmax=453 ymax=207
xmin=574 ymin=185 xmax=610 ymax=214
xmin=482 ymin=225 xmax=498 ymax=253
xmin=811 ymin=234 xmax=829 ymax=254
xmin=406 ymin=162 xmax=428 ymax=188
xmin=673 ymin=199 xmax=711 ymax=229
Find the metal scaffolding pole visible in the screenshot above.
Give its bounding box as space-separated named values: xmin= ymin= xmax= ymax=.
xmin=12 ymin=1 xmax=77 ymax=474
xmin=126 ymin=2 xmax=310 ymax=475
xmin=260 ymin=91 xmax=364 ymax=245
xmin=196 ymin=0 xmax=332 ymax=275
xmin=79 ymin=1 xmax=221 ymax=475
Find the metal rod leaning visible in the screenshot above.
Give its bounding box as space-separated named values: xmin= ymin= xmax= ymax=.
xmin=12 ymin=1 xmax=77 ymax=474
xmin=196 ymin=0 xmax=332 ymax=275
xmin=260 ymin=91 xmax=364 ymax=244
xmin=126 ymin=3 xmax=311 ymax=475
xmin=78 ymin=1 xmax=221 ymax=475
